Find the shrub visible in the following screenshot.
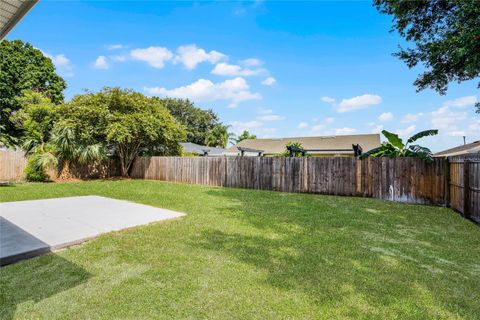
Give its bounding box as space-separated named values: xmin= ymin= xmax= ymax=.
xmin=24 ymin=155 xmax=50 ymax=182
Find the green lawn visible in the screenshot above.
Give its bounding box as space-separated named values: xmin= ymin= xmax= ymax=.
xmin=1 ymin=180 xmax=480 ymax=319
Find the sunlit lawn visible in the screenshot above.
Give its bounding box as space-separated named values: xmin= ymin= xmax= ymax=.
xmin=1 ymin=180 xmax=479 ymax=319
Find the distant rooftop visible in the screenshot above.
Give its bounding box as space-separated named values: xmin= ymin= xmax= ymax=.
xmin=226 ymin=134 xmax=380 ymax=155
xmin=434 ymin=140 xmax=480 ymax=157
xmin=180 ymin=142 xmax=225 ymax=156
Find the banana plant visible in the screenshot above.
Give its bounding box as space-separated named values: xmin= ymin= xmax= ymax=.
xmin=360 ymin=129 xmax=438 ymax=162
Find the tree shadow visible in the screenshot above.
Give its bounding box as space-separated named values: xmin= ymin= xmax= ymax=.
xmin=192 ymin=188 xmax=480 ymax=318
xmin=0 ymin=218 xmax=90 ymax=319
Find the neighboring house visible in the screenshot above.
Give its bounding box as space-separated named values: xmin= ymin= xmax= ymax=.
xmin=434 ymin=141 xmax=480 ymax=157
xmin=180 ymin=142 xmax=225 ymax=156
xmin=225 ymin=134 xmax=381 ymax=157
xmin=0 ymin=0 xmax=38 ymax=40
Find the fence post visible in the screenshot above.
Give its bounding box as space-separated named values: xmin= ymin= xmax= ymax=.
xmin=463 ymin=158 xmax=471 ymax=218
xmin=355 ymin=159 xmax=362 ymax=196
xmin=444 ymin=157 xmax=450 ymax=208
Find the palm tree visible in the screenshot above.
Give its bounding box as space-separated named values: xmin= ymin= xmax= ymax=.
xmin=204 ymin=124 xmax=236 ymax=148
xmin=360 ymin=129 xmax=438 ymax=162
xmin=50 ymin=126 xmax=105 ymax=179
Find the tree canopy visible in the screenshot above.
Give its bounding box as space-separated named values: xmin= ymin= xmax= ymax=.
xmin=374 ymin=0 xmax=480 ymax=111
xmin=236 ymin=130 xmax=257 ymax=143
xmin=57 ymin=88 xmax=186 ymax=176
xmin=0 ymin=40 xmax=66 ymax=142
xmin=162 ymin=98 xmax=220 ymax=145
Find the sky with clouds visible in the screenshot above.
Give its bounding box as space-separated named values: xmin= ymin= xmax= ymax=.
xmin=8 ymin=1 xmax=479 ymax=151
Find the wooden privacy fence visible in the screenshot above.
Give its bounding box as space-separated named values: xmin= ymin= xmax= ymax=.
xmin=0 ymin=150 xmax=26 ymax=181
xmin=130 ymin=156 xmax=448 ymax=206
xmin=1 ymin=149 xmax=478 ymax=222
xmin=449 ymin=155 xmax=480 ymax=222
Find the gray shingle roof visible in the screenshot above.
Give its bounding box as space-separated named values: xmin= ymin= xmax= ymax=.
xmin=180 ymin=142 xmax=225 ymax=156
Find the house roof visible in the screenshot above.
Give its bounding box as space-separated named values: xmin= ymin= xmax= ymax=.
xmin=434 ymin=141 xmax=480 ymax=157
xmin=180 ymin=142 xmax=225 ymax=155
xmin=0 ymin=0 xmax=38 ymax=40
xmin=226 ymin=134 xmax=381 ymax=155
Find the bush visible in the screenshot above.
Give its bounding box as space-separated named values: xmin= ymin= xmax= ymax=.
xmin=24 ymin=156 xmax=49 ymax=182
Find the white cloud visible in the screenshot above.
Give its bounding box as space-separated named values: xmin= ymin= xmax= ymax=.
xmin=401 ymin=112 xmax=423 ymax=123
xmin=321 ymin=94 xmax=382 ymax=113
xmin=325 ymin=117 xmax=335 ymax=124
xmin=230 ymin=120 xmax=277 ymax=138
xmin=130 ymin=46 xmax=173 ymax=68
xmin=174 ymin=44 xmax=226 ymax=70
xmin=241 ymin=58 xmax=262 ymax=67
xmin=144 ymin=77 xmax=261 ymax=108
xmin=258 ymin=114 xmax=285 ymax=121
xmin=107 ymin=44 xmax=125 ymax=50
xmin=93 ymin=56 xmax=109 ymax=70
xmin=298 ymin=122 xmax=309 ymax=129
xmin=211 ymin=62 xmax=266 ymax=77
xmin=261 ymin=77 xmax=276 ymax=86
xmin=110 ymin=55 xmax=127 ymax=62
xmin=335 ymin=127 xmax=357 ymax=135
xmin=378 ymin=112 xmax=394 ymax=122
xmin=337 ymin=94 xmax=382 ymax=113
xmin=396 ymin=125 xmax=416 ymax=137
xmin=442 ymin=95 xmax=477 ymax=108
xmin=46 ymin=53 xmax=74 ymax=77
xmin=321 ymin=96 xmax=336 ymax=104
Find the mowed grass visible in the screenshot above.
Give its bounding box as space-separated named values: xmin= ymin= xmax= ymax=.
xmin=1 ymin=180 xmax=480 ymax=319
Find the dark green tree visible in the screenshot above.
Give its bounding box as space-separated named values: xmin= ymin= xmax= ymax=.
xmin=236 ymin=130 xmax=257 ymax=143
xmin=374 ymin=0 xmax=480 ymax=111
xmin=0 ymin=40 xmax=67 ymax=142
xmin=57 ymin=88 xmax=186 ymax=176
xmin=161 ymin=98 xmax=220 ymax=145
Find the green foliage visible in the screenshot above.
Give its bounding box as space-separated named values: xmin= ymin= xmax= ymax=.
xmin=58 ymin=88 xmax=186 ymax=176
xmin=374 ymin=0 xmax=480 ymax=111
xmin=0 ymin=40 xmax=66 ymax=140
xmin=235 ymin=130 xmax=257 ymax=143
xmin=360 ymin=129 xmax=438 ymax=162
xmin=162 ymin=98 xmax=219 ymax=145
xmin=279 ymin=142 xmax=309 ymax=157
xmin=11 ymin=90 xmax=57 ymax=155
xmin=204 ymin=124 xmax=235 ymax=148
xmin=24 ymin=154 xmax=53 ymax=182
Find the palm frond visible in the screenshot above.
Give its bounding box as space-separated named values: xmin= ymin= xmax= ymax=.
xmin=406 ymin=129 xmax=438 ymax=144
xmin=381 ymin=130 xmax=404 ymax=149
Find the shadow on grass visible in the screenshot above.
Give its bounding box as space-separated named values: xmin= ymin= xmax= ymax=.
xmin=0 ymin=218 xmax=90 ymax=319
xmin=192 ymin=187 xmax=479 ymax=318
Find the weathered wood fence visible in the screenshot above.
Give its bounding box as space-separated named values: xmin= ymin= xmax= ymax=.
xmin=1 ymin=150 xmax=478 ymax=222
xmin=130 ymin=156 xmax=447 ymax=202
xmin=0 ymin=150 xmax=26 ymax=181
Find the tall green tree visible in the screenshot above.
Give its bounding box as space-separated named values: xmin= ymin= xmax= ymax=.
xmin=374 ymin=0 xmax=480 ymax=111
xmin=57 ymin=88 xmax=186 ymax=177
xmin=0 ymin=40 xmax=67 ymax=141
xmin=162 ymin=98 xmax=220 ymax=145
xmin=236 ymin=130 xmax=257 ymax=143
xmin=204 ymin=124 xmax=236 ymax=148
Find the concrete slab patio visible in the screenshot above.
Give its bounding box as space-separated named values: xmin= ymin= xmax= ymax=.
xmin=0 ymin=196 xmax=185 ymax=266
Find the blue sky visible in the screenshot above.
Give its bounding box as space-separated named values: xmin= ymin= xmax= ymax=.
xmin=8 ymin=0 xmax=479 ymax=151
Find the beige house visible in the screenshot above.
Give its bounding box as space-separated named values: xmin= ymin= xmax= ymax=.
xmin=225 ymin=134 xmax=381 ymax=157
xmin=434 ymin=140 xmax=480 ymax=157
